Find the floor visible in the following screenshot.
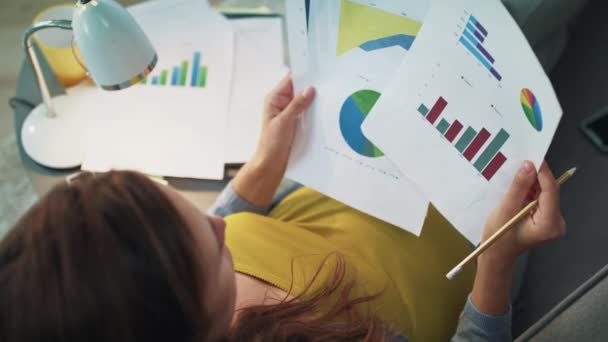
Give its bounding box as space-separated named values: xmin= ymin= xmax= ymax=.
xmin=0 ymin=0 xmax=61 ymax=233
xmin=1 ymin=0 xmax=607 ymax=338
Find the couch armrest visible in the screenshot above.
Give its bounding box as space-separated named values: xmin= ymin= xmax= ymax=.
xmin=516 ymin=264 xmax=608 ymax=341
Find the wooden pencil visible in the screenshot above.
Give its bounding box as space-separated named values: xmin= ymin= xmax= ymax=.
xmin=446 ymin=167 xmax=577 ymax=280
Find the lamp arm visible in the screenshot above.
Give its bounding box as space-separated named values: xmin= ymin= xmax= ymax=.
xmin=23 ymin=20 xmax=73 ymax=118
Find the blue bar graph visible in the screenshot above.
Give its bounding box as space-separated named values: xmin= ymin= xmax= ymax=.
xmin=462 ymin=29 xmax=495 ymax=63
xmin=475 ymin=41 xmax=495 ymax=64
xmin=489 ymin=68 xmax=502 ymax=80
xmin=459 ymin=15 xmax=502 ymax=81
xmin=469 ymin=15 xmax=488 ymax=37
xmin=473 ymin=29 xmax=485 ymax=43
xmin=151 ymin=76 xmax=159 ymax=85
xmin=171 ymin=67 xmax=180 ymax=86
xmin=466 ymin=22 xmax=478 ymax=37
xmin=466 ymin=20 xmax=486 ymax=42
xmin=459 ymin=37 xmax=492 ymax=70
xmin=191 ymin=52 xmax=201 ymax=87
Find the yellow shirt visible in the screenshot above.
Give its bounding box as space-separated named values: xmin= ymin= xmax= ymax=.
xmin=226 ymin=187 xmax=475 ymax=341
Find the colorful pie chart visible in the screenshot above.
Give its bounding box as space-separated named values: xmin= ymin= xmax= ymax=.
xmin=521 ymin=88 xmax=543 ymax=132
xmin=339 ymin=89 xmax=384 ymax=158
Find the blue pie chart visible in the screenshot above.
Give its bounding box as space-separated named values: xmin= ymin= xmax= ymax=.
xmin=339 ymin=89 xmax=384 ymax=158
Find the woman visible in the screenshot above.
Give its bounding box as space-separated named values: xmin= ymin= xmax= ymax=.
xmin=0 ymin=75 xmax=565 ymax=341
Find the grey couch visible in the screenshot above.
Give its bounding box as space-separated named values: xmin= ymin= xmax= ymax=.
xmin=516 ymin=264 xmax=608 ymax=341
xmin=503 ymin=0 xmax=588 ymax=72
xmin=497 ymin=2 xmax=608 ymax=340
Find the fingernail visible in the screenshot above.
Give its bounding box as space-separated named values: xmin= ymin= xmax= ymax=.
xmin=301 ymin=86 xmax=314 ymax=100
xmin=521 ymin=160 xmax=534 ymax=174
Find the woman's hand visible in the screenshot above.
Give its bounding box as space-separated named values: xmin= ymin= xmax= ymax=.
xmin=254 ymin=73 xmax=316 ymax=174
xmin=472 ymin=161 xmax=566 ymax=316
xmin=481 ymin=161 xmax=567 ymax=265
xmin=233 ymin=74 xmax=315 ymax=208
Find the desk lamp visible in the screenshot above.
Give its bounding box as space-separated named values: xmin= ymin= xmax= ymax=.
xmin=22 ymin=0 xmax=157 ymax=169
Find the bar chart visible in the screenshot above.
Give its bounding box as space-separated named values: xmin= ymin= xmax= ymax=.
xmin=418 ymin=96 xmax=510 ymax=181
xmin=458 ymin=14 xmax=502 ymax=81
xmin=141 ymin=52 xmax=208 ymax=88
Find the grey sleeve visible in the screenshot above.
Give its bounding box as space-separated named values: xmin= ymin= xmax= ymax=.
xmin=207 ymin=181 xmax=269 ymax=217
xmin=452 ymin=295 xmax=513 ymax=342
xmin=387 ymin=295 xmax=512 ymax=342
xmin=207 ymin=179 xmax=303 ymax=217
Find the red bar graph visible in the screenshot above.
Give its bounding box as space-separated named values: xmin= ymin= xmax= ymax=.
xmin=444 ymin=120 xmax=463 ymax=142
xmin=426 ymin=96 xmax=448 ymax=124
xmin=463 ymin=128 xmax=490 ymax=161
xmin=482 ymin=152 xmax=507 ymax=180
xmin=418 ymin=96 xmax=510 ymax=182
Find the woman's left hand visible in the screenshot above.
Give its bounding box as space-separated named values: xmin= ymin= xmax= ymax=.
xmin=233 ymin=74 xmax=315 ymax=208
xmin=481 ymin=161 xmax=566 ymax=264
xmin=471 ymin=161 xmax=566 ymax=316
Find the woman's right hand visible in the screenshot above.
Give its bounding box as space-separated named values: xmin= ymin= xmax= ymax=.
xmin=233 ymin=74 xmax=315 ymax=208
xmin=481 ymin=161 xmax=567 ymax=264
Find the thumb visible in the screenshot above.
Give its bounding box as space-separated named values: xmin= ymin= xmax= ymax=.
xmin=500 ymin=161 xmax=537 ymax=215
xmin=280 ymin=86 xmax=316 ymax=120
xmin=264 ymin=73 xmax=295 ymax=117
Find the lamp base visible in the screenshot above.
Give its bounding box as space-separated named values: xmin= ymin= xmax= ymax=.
xmin=21 ymin=95 xmax=85 ymax=169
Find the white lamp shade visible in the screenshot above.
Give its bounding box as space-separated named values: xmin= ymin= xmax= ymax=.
xmin=72 ymin=0 xmax=157 ymax=90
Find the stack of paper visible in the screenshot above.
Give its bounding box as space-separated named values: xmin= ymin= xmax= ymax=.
xmin=285 ymin=0 xmax=562 ymax=243
xmin=226 ymin=18 xmax=289 ymax=164
xmin=285 ymin=0 xmax=432 ymax=235
xmin=70 ymin=0 xmax=286 ymax=179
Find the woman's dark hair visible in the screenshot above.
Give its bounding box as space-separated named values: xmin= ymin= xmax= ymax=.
xmin=0 ymin=171 xmax=396 ymax=341
xmin=0 ymin=171 xmax=210 ymax=341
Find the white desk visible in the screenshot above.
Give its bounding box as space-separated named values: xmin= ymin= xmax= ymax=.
xmin=12 ymin=0 xmax=286 ymax=211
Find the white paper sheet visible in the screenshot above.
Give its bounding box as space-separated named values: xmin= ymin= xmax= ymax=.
xmin=284 ymin=0 xmax=311 ymax=90
xmin=362 ymin=0 xmax=562 ymax=243
xmin=80 ymin=1 xmax=234 ymax=179
xmin=128 ymin=0 xmax=227 ymax=31
xmin=225 ymin=18 xmax=288 ymax=164
xmin=285 ymin=0 xmax=431 ymax=234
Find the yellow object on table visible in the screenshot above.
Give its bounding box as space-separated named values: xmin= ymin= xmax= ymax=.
xmin=32 ymin=4 xmax=87 ymax=87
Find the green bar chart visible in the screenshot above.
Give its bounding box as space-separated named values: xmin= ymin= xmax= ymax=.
xmin=199 ymin=66 xmax=208 ymax=87
xmin=418 ymin=104 xmax=429 ymax=116
xmin=159 ymin=70 xmax=168 ymax=85
xmin=473 ymin=129 xmax=510 ymax=172
xmin=141 ymin=52 xmax=208 ymax=88
xmin=455 ymin=127 xmax=477 ymax=153
xmin=437 ymin=119 xmax=450 ymax=134
xmin=180 ymin=61 xmax=189 ymax=86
